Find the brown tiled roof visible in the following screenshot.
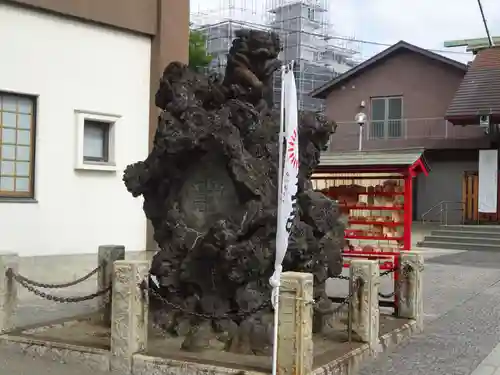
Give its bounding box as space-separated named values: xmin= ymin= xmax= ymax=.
xmin=310 ymin=40 xmax=467 ymax=99
xmin=446 ymin=46 xmax=500 ymax=124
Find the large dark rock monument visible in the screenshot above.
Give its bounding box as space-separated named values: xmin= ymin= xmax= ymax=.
xmin=123 ymin=29 xmax=344 ymax=354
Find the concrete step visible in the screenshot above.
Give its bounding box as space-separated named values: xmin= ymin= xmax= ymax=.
xmin=417 ymin=240 xmax=500 ymax=252
xmin=440 ymin=225 xmax=500 ymax=233
xmin=424 ymin=235 xmax=500 ymax=246
xmin=432 ymin=230 xmax=500 ymax=239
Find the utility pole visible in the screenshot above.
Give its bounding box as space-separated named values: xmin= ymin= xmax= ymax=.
xmin=477 ymin=0 xmax=494 ymax=47
xmin=444 ymin=1 xmax=497 ymax=53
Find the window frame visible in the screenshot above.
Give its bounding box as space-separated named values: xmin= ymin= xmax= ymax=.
xmin=83 ymin=120 xmax=110 ymax=163
xmin=307 ymin=7 xmax=315 ymax=21
xmin=75 ymin=111 xmax=119 ymax=172
xmin=0 ymin=92 xmax=37 ymax=199
xmin=369 ymin=96 xmax=404 ymax=140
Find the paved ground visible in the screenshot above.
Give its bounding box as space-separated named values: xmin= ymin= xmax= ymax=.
xmin=471 ymin=344 xmax=500 ymax=375
xmin=357 ymin=249 xmax=500 ymax=375
xmin=3 ymin=245 xmax=500 ymax=374
xmin=1 ymin=291 xmax=104 ymax=375
xmin=0 ymin=345 xmax=107 ymax=375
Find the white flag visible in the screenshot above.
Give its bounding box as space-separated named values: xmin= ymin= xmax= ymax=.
xmin=270 ymin=66 xmax=300 ymax=293
xmin=270 ymin=64 xmax=300 ymax=375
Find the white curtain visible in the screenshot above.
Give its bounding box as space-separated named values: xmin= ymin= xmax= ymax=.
xmin=478 ymin=149 xmax=498 ymax=213
xmin=83 ymin=122 xmax=106 ymax=159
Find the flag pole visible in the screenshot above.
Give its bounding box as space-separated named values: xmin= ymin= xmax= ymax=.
xmin=271 ymin=61 xmax=293 ymax=375
xmin=271 ymin=269 xmax=282 ymax=375
xmin=277 ymin=64 xmax=287 ymax=203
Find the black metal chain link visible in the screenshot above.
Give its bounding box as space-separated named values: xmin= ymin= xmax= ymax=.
xmin=10 ymin=265 xmax=101 ymax=289
xmin=6 ymin=268 xmax=110 ymax=303
xmin=318 ymin=266 xmax=393 ymax=293
xmin=402 ymin=263 xmax=415 ymax=275
xmin=146 ymin=271 xmax=355 ymax=321
xmin=378 ymin=265 xmax=414 ymax=299
xmin=380 ymin=267 xmax=397 ymax=277
xmin=322 ymin=267 xmax=395 ymax=285
xmin=378 ymin=291 xmax=395 ymax=299
xmin=147 ymin=286 xmax=270 ymax=321
xmin=325 ymin=277 xmax=364 ymax=315
xmin=331 ymin=274 xmax=350 ymax=281
xmin=377 ymin=267 xmax=396 ymax=298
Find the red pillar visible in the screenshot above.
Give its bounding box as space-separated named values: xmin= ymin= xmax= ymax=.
xmin=403 ymin=174 xmax=413 ymax=250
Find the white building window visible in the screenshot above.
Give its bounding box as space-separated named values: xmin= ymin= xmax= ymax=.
xmin=0 ymin=92 xmax=36 ymax=198
xmin=307 ymin=7 xmax=315 ymax=21
xmin=83 ymin=120 xmax=110 ymax=163
xmin=75 ymin=111 xmax=119 ymax=171
xmin=369 ymin=97 xmax=403 ymax=139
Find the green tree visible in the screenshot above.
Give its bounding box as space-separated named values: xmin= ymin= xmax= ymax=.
xmin=189 ymin=29 xmax=212 ymax=72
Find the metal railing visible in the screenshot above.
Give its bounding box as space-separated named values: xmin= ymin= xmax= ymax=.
xmin=327 ymin=117 xmax=489 ymax=152
xmin=421 ymin=200 xmax=465 ymax=225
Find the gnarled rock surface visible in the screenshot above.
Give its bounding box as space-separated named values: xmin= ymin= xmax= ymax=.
xmin=123 ymin=29 xmax=344 ymax=354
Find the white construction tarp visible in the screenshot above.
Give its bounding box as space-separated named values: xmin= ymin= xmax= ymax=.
xmin=478 ymin=149 xmax=498 ymax=213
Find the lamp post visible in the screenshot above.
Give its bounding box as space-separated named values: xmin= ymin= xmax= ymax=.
xmin=355 ymin=111 xmax=367 ymax=151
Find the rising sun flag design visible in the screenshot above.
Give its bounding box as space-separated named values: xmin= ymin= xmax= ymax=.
xmin=287 ymin=128 xmax=299 ymax=170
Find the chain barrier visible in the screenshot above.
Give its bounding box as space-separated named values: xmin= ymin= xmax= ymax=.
xmin=323 ymin=267 xmax=396 ymax=300
xmin=325 ymin=265 xmax=396 ymax=284
xmin=377 ymin=264 xmax=414 ymax=299
xmin=146 ymin=274 xmax=359 ymax=321
xmin=147 ymin=275 xmax=361 ymax=321
xmin=322 ymin=277 xmax=364 ymax=315
xmin=378 ymin=291 xmax=395 ymax=299
xmin=402 ymin=263 xmax=416 ymax=274
xmin=380 ymin=267 xmax=397 ymax=277
xmin=319 ymin=267 xmax=397 ymax=303
xmin=146 ymin=284 xmax=270 ymax=321
xmin=10 ymin=265 xmax=101 ymax=289
xmin=334 ymin=277 xmax=363 ymax=314
xmin=377 ymin=266 xmax=397 ymax=298
xmin=5 ymin=268 xmax=110 ymax=304
xmin=318 ymin=264 xmax=396 ymax=287
xmin=331 ymin=274 xmax=350 ymax=281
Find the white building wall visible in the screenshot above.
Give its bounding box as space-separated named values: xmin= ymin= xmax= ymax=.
xmin=0 ymin=4 xmax=151 ymax=256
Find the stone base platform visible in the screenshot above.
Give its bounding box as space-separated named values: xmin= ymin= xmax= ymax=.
xmin=0 ymin=313 xmax=420 ymax=375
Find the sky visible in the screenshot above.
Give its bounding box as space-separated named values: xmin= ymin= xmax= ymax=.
xmin=331 ymin=0 xmax=500 ymax=62
xmin=190 ymin=0 xmax=500 ymax=63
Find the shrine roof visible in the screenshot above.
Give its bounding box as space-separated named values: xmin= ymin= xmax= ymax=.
xmin=445 ymin=46 xmax=500 ymax=124
xmin=318 ymin=148 xmax=429 ymax=174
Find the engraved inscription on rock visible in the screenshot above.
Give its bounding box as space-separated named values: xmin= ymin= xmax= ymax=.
xmin=180 ymin=154 xmax=239 ymax=231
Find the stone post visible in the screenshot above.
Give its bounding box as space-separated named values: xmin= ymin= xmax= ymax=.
xmin=97 ymin=245 xmax=125 ymax=325
xmin=350 ymin=259 xmax=380 ymax=351
xmin=0 ymin=252 xmax=19 ymax=334
xmin=110 ymin=260 xmax=149 ymax=374
xmin=396 ymin=251 xmax=424 ymax=331
xmin=277 ymin=272 xmax=313 ymax=375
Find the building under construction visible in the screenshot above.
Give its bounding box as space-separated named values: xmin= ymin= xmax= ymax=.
xmin=191 ymin=0 xmax=361 ymax=112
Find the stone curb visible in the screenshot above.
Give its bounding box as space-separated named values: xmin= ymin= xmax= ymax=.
xmin=0 ymin=335 xmax=110 ymax=372
xmin=0 ymin=318 xmax=419 ymax=375
xmin=312 ymin=319 xmax=420 ymax=375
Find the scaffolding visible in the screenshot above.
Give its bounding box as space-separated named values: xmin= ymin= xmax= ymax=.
xmin=194 ymin=20 xmax=270 ymax=76
xmin=191 ymin=0 xmax=362 ymax=112
xmin=191 ymin=0 xmax=267 ymax=26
